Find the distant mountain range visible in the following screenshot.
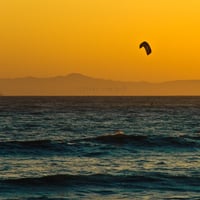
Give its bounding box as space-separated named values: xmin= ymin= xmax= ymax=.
xmin=0 ymin=73 xmax=200 ymax=96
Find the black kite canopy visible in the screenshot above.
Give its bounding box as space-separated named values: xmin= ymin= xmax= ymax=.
xmin=139 ymin=41 xmax=152 ymax=55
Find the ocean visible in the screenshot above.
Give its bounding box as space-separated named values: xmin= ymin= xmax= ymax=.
xmin=0 ymin=96 xmax=200 ymax=200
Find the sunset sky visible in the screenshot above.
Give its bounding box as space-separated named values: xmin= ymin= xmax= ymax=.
xmin=0 ymin=0 xmax=200 ymax=82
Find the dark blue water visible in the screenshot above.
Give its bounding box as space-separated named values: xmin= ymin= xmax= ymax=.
xmin=0 ymin=96 xmax=200 ymax=199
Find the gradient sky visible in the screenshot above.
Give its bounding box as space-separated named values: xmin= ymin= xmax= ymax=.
xmin=0 ymin=0 xmax=200 ymax=82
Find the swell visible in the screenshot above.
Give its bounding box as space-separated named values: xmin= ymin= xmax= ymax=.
xmin=1 ymin=133 xmax=200 ymax=153
xmin=3 ymin=173 xmax=200 ymax=191
xmin=0 ymin=139 xmax=72 ymax=153
xmin=86 ymin=133 xmax=200 ymax=148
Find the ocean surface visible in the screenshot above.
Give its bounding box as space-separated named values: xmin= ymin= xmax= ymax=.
xmin=0 ymin=96 xmax=200 ymax=200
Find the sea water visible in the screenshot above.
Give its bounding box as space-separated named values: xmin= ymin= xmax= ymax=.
xmin=0 ymin=96 xmax=200 ymax=199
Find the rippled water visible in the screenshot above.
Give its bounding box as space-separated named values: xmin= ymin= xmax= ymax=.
xmin=0 ymin=96 xmax=200 ymax=199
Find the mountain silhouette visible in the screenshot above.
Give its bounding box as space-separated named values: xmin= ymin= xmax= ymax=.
xmin=0 ymin=73 xmax=200 ymax=96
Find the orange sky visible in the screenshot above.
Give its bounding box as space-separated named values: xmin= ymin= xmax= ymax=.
xmin=0 ymin=0 xmax=200 ymax=82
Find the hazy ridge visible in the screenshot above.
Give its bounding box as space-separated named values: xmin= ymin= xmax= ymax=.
xmin=0 ymin=73 xmax=200 ymax=96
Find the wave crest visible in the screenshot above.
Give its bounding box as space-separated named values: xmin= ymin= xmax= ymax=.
xmin=4 ymin=173 xmax=200 ymax=191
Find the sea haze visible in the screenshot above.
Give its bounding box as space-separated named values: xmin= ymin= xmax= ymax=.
xmin=0 ymin=96 xmax=200 ymax=199
xmin=0 ymin=73 xmax=200 ymax=95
